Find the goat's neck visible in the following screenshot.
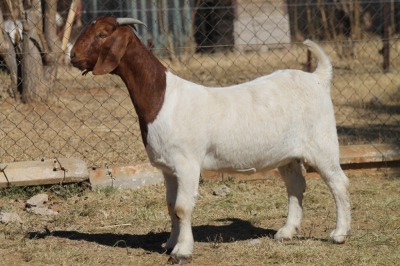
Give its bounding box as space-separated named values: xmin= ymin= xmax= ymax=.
xmin=115 ymin=39 xmax=166 ymax=145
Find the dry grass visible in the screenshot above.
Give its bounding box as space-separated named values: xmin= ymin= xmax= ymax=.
xmin=0 ymin=173 xmax=399 ymax=265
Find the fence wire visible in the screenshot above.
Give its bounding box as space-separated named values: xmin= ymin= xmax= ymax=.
xmin=0 ymin=0 xmax=399 ymax=168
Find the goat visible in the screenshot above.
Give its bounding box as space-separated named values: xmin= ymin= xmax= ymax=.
xmin=70 ymin=16 xmax=351 ymax=264
xmin=3 ymin=20 xmax=23 ymax=46
xmin=3 ymin=14 xmax=64 ymax=46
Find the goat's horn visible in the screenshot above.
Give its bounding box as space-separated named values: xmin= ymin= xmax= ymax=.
xmin=116 ymin=18 xmax=147 ymax=28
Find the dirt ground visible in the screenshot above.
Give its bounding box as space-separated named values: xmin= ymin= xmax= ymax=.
xmin=0 ymin=173 xmax=399 ymax=265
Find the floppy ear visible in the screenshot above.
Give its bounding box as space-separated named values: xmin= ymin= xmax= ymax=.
xmin=93 ymin=29 xmax=130 ymax=75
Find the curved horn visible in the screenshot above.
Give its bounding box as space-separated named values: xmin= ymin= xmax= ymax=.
xmin=116 ymin=18 xmax=147 ymax=28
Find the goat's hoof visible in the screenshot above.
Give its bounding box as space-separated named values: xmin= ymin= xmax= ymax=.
xmin=162 ymin=242 xmax=175 ymax=254
xmin=330 ymin=230 xmax=347 ymax=244
xmin=167 ymin=255 xmax=192 ymax=265
xmin=164 ymin=247 xmax=173 ymax=255
xmin=169 ymin=243 xmax=193 ymax=264
xmin=274 ymin=227 xmax=294 ymax=241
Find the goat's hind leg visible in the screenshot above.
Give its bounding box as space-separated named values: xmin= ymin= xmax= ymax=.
xmin=275 ymin=160 xmax=306 ymax=240
xmin=316 ymin=162 xmax=351 ymax=244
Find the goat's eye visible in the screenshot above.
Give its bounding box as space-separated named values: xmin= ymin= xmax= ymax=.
xmin=96 ymin=33 xmax=107 ymax=39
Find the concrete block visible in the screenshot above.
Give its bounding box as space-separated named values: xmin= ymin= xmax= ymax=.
xmin=0 ymin=158 xmax=88 ymax=187
xmin=89 ymin=163 xmax=163 ymax=190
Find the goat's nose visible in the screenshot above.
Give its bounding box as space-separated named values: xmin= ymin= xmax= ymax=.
xmin=70 ymin=50 xmax=76 ymax=59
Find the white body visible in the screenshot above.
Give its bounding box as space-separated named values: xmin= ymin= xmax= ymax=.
xmin=148 ymin=69 xmax=336 ymax=173
xmin=145 ymin=41 xmax=351 ymax=261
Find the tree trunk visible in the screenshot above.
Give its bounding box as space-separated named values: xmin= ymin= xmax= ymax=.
xmin=318 ymin=0 xmax=331 ymax=40
xmin=21 ymin=0 xmax=50 ymax=103
xmin=306 ymin=0 xmax=315 ymax=39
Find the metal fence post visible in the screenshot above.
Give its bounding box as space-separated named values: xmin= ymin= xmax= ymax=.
xmin=383 ymin=0 xmax=390 ymax=72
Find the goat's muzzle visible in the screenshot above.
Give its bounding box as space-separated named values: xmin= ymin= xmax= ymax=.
xmin=69 ymin=51 xmax=80 ymax=68
xmin=70 ymin=50 xmax=76 ymax=60
xmin=70 ymin=46 xmax=91 ymax=75
xmin=70 ymin=57 xmax=91 ymax=75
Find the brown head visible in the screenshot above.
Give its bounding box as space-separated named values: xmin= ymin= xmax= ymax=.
xmin=70 ymin=16 xmax=146 ymax=75
xmin=70 ymin=16 xmax=167 ymax=147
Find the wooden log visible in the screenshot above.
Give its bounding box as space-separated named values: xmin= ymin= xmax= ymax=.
xmin=89 ymin=163 xmax=163 ymax=189
xmin=0 ymin=158 xmax=89 ymax=188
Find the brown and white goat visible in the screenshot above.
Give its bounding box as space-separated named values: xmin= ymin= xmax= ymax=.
xmin=70 ymin=16 xmax=351 ymax=264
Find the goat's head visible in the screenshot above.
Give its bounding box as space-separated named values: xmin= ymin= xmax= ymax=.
xmin=70 ymin=16 xmax=146 ymax=75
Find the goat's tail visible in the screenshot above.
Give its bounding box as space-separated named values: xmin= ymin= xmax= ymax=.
xmin=303 ymin=39 xmax=332 ymax=88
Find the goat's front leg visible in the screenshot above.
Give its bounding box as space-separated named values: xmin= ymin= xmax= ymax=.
xmin=164 ymin=172 xmax=179 ymax=251
xmin=165 ymin=163 xmax=200 ymax=263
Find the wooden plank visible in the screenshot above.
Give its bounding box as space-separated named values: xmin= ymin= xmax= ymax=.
xmin=89 ymin=162 xmax=163 ymax=189
xmin=0 ymin=158 xmax=88 ymax=187
xmin=1 ymin=144 xmax=398 ymax=188
xmin=88 ymin=144 xmax=400 ymax=187
xmin=339 ymin=144 xmax=400 ymax=164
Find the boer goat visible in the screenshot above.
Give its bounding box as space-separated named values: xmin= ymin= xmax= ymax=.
xmin=70 ymin=16 xmax=351 ymax=264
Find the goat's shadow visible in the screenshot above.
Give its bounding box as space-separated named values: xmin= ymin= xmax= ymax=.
xmin=28 ymin=218 xmax=276 ymax=254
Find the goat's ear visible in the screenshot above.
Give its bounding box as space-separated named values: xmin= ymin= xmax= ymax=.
xmin=93 ymin=30 xmax=130 ymax=75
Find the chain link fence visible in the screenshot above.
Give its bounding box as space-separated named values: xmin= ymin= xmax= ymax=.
xmin=0 ymin=0 xmax=399 ymax=168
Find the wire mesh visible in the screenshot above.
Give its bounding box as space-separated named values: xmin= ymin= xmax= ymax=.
xmin=0 ymin=0 xmax=399 ymax=168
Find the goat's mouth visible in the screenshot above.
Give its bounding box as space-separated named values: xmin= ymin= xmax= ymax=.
xmin=70 ymin=59 xmax=92 ymax=75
